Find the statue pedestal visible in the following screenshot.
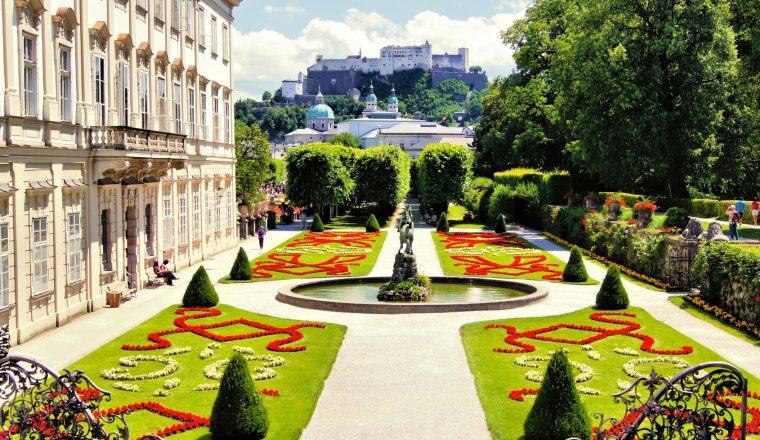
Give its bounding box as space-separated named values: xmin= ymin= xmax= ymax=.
xmin=378 ymin=253 xmax=431 ymax=302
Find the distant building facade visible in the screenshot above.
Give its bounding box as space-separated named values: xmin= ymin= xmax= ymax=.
xmin=1 ymin=0 xmax=241 ymax=344
xmin=281 ymin=42 xmax=487 ymax=101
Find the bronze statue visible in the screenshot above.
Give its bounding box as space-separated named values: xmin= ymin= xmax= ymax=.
xmin=398 ymin=205 xmax=414 ymax=255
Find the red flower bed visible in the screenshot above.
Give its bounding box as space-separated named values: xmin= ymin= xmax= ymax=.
xmin=252 ymin=253 xmax=367 ymax=278
xmin=451 ymin=255 xmax=563 ymax=280
xmin=287 ymin=231 xmax=380 ymax=249
xmin=122 ymin=307 xmax=325 ymax=352
xmin=260 ymin=388 xmax=280 ymax=397
xmin=438 ymin=231 xmax=531 ymax=250
xmin=486 ymin=312 xmax=693 ymax=355
xmin=508 ymin=387 xmax=540 ymax=402
xmin=93 ymin=401 xmax=209 ymax=439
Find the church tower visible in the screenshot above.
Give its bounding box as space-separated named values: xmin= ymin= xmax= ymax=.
xmin=364 ymin=81 xmax=378 ymax=113
xmin=388 ymin=84 xmax=399 ymax=114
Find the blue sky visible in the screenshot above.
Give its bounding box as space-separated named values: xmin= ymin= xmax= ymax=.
xmin=231 ymin=1 xmax=528 ymax=98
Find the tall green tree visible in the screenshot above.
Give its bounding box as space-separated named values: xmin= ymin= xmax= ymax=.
xmin=235 ymin=121 xmax=272 ymax=202
xmin=285 ymin=144 xmax=355 ymax=211
xmin=417 ymin=143 xmax=473 ymax=211
xmin=354 ymin=146 xmax=411 ymax=209
xmin=326 ymin=132 xmax=361 ymax=149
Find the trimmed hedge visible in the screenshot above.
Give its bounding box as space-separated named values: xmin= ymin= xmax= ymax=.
xmin=544 ymin=171 xmax=572 ymax=205
xmin=692 ymin=243 xmax=760 ymax=326
xmin=595 ymin=266 xmax=629 ymax=310
xmin=366 ymin=214 xmax=381 ymax=232
xmin=210 ymin=353 xmax=269 ymax=440
xmin=664 ymin=207 xmax=690 ymax=228
xmin=562 ymin=246 xmax=588 ymax=282
xmin=436 ymin=212 xmax=450 ymax=232
xmin=417 ymin=143 xmax=473 ymax=209
xmin=310 ymin=214 xmax=325 ymax=232
xmin=354 ymin=146 xmax=411 ymax=209
xmin=492 ymin=169 xmax=572 ymax=206
xmin=523 ymin=351 xmax=592 ymax=440
xmin=494 ymin=168 xmax=545 ymax=187
xmin=495 ymin=214 xmax=507 ymax=233
xmin=182 ymin=266 xmax=219 ymax=307
xmin=229 ymin=248 xmax=253 ymax=281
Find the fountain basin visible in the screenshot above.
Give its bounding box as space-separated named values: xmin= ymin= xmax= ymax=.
xmin=277 ymin=276 xmax=548 ymax=314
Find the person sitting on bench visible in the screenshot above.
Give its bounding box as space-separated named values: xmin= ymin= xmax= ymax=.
xmin=153 ymin=260 xmax=178 ymax=286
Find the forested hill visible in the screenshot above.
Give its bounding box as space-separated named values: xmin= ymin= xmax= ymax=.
xmin=235 ymin=69 xmax=486 ymax=141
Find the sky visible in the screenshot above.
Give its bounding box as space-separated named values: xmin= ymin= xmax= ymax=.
xmin=231 ymin=0 xmax=530 ymax=99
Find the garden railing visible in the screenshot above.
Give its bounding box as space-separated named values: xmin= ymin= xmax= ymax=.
xmin=0 ymin=325 xmax=162 ymax=440
xmin=569 ymin=362 xmax=748 ymax=440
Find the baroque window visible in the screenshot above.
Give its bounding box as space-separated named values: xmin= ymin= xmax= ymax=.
xmin=59 ymin=48 xmax=72 ymax=122
xmin=23 ymin=35 xmax=38 ymax=117
xmin=31 ymin=217 xmax=48 ymax=294
xmin=67 ymin=212 xmax=82 ymax=283
xmin=93 ymin=55 xmax=107 ymax=125
xmin=0 ymin=223 xmax=9 ymax=307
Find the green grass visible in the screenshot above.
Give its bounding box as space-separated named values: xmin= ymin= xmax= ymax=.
xmin=68 ymin=304 xmax=346 ymax=440
xmin=461 ymin=306 xmax=760 ymax=440
xmin=323 ymin=215 xmax=372 ymax=230
xmin=669 ymin=296 xmax=760 ymax=348
xmin=432 ymin=231 xmax=569 ymax=282
xmin=700 ymin=221 xmax=760 ymax=240
xmin=447 ymin=204 xmax=490 ymax=229
xmin=220 ymin=231 xmax=387 ymax=282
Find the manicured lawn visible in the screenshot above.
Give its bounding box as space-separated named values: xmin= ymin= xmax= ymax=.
xmin=432 ymin=231 xmax=569 ymax=282
xmin=221 ymin=231 xmax=387 ymax=282
xmin=447 ymin=204 xmax=489 ymax=229
xmin=461 ymin=306 xmax=760 ymax=439
xmin=669 ymin=296 xmax=760 ymax=348
xmin=68 ymin=305 xmax=346 ymax=440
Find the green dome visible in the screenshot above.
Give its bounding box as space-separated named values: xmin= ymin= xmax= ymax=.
xmin=366 ymin=82 xmax=377 ymax=102
xmin=307 ymin=103 xmax=334 ymax=120
xmin=388 ymin=96 xmax=399 ymax=105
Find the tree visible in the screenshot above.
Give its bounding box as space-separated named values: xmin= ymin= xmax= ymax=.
xmin=495 ymin=214 xmax=507 ymax=233
xmin=326 ymin=132 xmax=361 ymax=149
xmin=417 ymin=143 xmax=473 ymax=212
xmin=310 ymin=213 xmax=325 ymax=232
xmin=325 ymin=96 xmax=365 ymax=122
xmin=182 ymin=266 xmax=219 ymax=307
xmin=436 ymin=212 xmax=450 ymax=232
xmin=285 ymin=144 xmax=355 ymax=213
xmin=268 ymin=159 xmax=285 ymax=185
xmin=353 ymin=146 xmax=411 ymax=209
xmin=235 ymin=121 xmax=272 ymax=203
xmin=437 ymin=79 xmax=470 ymax=102
xmin=596 ymin=266 xmax=629 ymax=310
xmin=262 ymin=91 xmax=272 ymax=101
xmin=523 ymin=351 xmax=592 ymax=440
xmin=562 ymin=246 xmax=588 ymax=282
xmin=469 ymin=65 xmax=483 ymax=73
xmin=209 ymin=354 xmax=268 ymax=440
xmin=229 ymin=248 xmax=252 ymax=281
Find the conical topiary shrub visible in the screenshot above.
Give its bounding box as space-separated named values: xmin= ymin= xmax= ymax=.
xmin=562 ymin=246 xmax=588 ymax=282
xmin=366 ymin=214 xmax=381 ymax=232
xmin=595 ymin=266 xmax=629 ymax=310
xmin=229 ymin=248 xmax=252 ymax=281
xmin=523 ymin=351 xmax=592 ymax=440
xmin=210 ymin=353 xmax=268 ymax=440
xmin=436 ymin=212 xmax=449 ymax=232
xmin=310 ymin=213 xmax=325 ymax=232
xmin=495 ymin=214 xmax=507 ymax=233
xmin=182 ymin=266 xmax=219 ymax=307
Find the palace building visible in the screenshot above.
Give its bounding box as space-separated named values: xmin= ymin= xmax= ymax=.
xmin=0 ymin=0 xmax=241 ymax=343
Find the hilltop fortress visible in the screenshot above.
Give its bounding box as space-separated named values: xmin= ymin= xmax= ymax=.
xmin=282 ymin=42 xmax=488 ymax=101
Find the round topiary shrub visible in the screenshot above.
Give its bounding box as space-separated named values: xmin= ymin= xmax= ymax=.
xmin=366 ymin=214 xmax=381 ymax=232
xmin=664 ymin=207 xmax=690 ymax=229
xmin=562 ymin=246 xmax=588 ymax=282
xmin=182 ymin=266 xmax=219 ymax=307
xmin=310 ymin=213 xmax=325 ymax=232
xmin=210 ymin=353 xmax=268 ymax=440
xmin=595 ymin=266 xmax=629 ymax=310
xmin=523 ymin=351 xmax=592 ymax=440
xmin=229 ymin=248 xmax=252 ymax=281
xmin=495 ymin=214 xmax=507 ymax=234
xmin=436 ymin=212 xmax=449 ymax=232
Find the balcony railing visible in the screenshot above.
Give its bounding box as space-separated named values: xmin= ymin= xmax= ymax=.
xmin=88 ymin=126 xmax=186 ymax=154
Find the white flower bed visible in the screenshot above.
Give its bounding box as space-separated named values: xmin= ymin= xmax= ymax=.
xmin=113 ymin=382 xmax=140 ymax=392
xmin=616 ymin=379 xmax=632 ymax=390
xmin=194 ymin=353 xmax=287 ymax=392
xmin=577 ymin=386 xmax=602 ymax=395
xmin=587 ymin=351 xmax=601 ymax=361
xmin=101 ymin=355 xmax=179 ymax=381
xmin=522 ymin=359 xmax=593 ymax=384
xmin=163 ymin=346 xmax=192 ymax=356
xmin=199 ymin=348 xmax=214 ymax=360
xmin=614 ymin=347 xmax=640 ymax=357
xmin=623 ymin=356 xmax=689 ymax=379
xmin=163 ymin=378 xmax=182 ymax=389
xmin=153 ymin=389 xmax=170 ymax=397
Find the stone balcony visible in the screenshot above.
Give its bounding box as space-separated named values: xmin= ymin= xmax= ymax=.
xmin=87 ymin=126 xmax=186 ymax=154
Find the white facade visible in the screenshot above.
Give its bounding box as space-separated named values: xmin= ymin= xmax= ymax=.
xmin=0 ymin=0 xmax=241 ymax=344
xmin=281 ymin=72 xmax=303 ymax=100
xmin=307 ymin=42 xmax=468 ymax=75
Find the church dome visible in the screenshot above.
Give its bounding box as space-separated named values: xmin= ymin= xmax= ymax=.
xmin=366 ymin=82 xmax=378 ymax=102
xmin=307 ymin=103 xmax=334 ymax=120
xmin=388 ymin=96 xmax=399 ymax=105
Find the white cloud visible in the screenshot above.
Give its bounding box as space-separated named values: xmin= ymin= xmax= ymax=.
xmin=263 ymin=5 xmax=305 ymax=14
xmin=232 ymin=8 xmax=526 ymax=99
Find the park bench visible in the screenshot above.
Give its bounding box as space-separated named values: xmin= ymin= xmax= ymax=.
xmin=568 ymin=361 xmax=748 ymax=440
xmin=0 ymin=325 xmax=162 ymax=440
xmin=105 ymin=280 xmax=137 ymax=307
xmin=145 ymin=269 xmax=168 ymax=288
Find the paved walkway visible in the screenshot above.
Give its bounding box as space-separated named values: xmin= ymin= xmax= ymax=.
xmin=9 ymin=201 xmax=760 ymax=439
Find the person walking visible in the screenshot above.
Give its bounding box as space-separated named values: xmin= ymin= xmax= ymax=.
xmin=736 ymin=197 xmax=746 ymax=225
xmin=752 ymin=197 xmax=759 ymax=226
xmin=257 ymin=224 xmax=266 ymax=250
xmin=727 ymin=205 xmax=740 ymax=241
